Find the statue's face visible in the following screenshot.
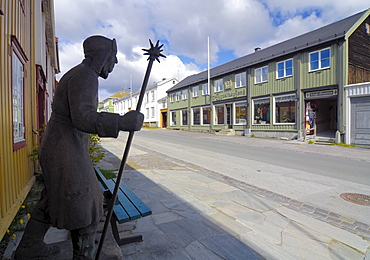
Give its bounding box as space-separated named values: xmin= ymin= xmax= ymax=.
xmin=99 ymin=52 xmax=118 ymax=79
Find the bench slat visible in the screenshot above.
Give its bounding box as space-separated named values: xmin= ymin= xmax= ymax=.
xmin=94 ymin=167 xmax=143 ymax=223
xmin=112 ymin=179 xmax=152 ymax=217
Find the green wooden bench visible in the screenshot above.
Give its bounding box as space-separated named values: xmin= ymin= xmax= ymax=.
xmin=94 ymin=166 xmax=152 ymax=245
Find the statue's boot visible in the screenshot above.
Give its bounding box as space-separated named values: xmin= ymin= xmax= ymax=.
xmin=71 ymin=226 xmax=97 ymax=260
xmin=13 ymin=218 xmax=61 ymax=259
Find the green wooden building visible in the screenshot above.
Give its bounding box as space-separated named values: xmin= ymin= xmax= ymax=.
xmin=167 ymin=9 xmax=370 ymax=143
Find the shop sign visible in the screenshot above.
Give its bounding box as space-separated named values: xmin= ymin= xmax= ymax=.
xmin=213 ymin=88 xmax=246 ymax=101
xmin=305 ymin=89 xmax=337 ymax=99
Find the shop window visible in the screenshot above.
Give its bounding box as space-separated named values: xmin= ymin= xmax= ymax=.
xmin=202 ymin=107 xmax=211 ymax=125
xmin=235 ymin=103 xmax=247 ymax=125
xmin=202 ymin=83 xmax=209 ymax=95
xmin=235 ymin=72 xmax=246 ymax=88
xmin=255 ymin=66 xmax=268 ymax=84
xmin=193 ymin=108 xmax=200 ymax=125
xmin=181 ymin=110 xmax=188 ymax=125
xmin=277 ymin=59 xmax=293 ymax=79
xmin=12 ymin=36 xmax=28 ymax=150
xmin=192 ymin=86 xmax=199 ymax=97
xmin=215 ymin=105 xmax=225 ymax=125
xmin=274 ymin=95 xmax=296 ymax=124
xmin=253 ymin=98 xmax=270 ymax=124
xmin=182 ymin=89 xmax=188 ymax=100
xmin=214 ymin=79 xmax=223 ymax=92
xmin=309 ymin=48 xmax=330 ymax=71
xmin=170 ymin=111 xmax=177 ymax=126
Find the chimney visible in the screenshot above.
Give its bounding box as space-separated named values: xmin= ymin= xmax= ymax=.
xmin=162 ymin=78 xmax=166 ymax=81
xmin=255 ymin=47 xmax=261 ymax=52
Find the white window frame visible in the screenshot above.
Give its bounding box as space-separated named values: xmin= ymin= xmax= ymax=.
xmin=252 ymin=98 xmax=270 ymax=125
xmin=12 ymin=38 xmax=27 ymax=147
xmin=202 ymin=83 xmax=209 ymax=95
xmin=255 ymin=66 xmax=268 ymax=84
xmin=309 ymin=47 xmax=330 ymax=72
xmin=182 ymin=89 xmax=188 ymax=100
xmin=234 ymin=102 xmax=247 ymax=125
xmin=235 ymin=72 xmax=246 ymax=88
xmin=214 ymin=104 xmax=225 ymax=125
xmin=192 ymin=107 xmax=201 ymax=125
xmin=276 ymin=59 xmax=293 ymax=79
xmin=192 ymin=86 xmax=199 ymax=98
xmin=214 ymin=79 xmax=223 ymax=92
xmin=176 ymin=91 xmax=181 ymax=101
xmin=151 ymin=91 xmax=155 ymax=102
xmin=273 ymin=94 xmax=296 ymax=125
xmin=169 ymin=93 xmax=175 ymax=103
xmin=146 ymin=107 xmax=149 ymax=119
xmin=151 ymin=107 xmax=155 ymax=118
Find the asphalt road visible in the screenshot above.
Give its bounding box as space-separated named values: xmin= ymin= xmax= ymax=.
xmin=129 ymin=129 xmax=370 ymax=224
xmin=134 ymin=129 xmax=370 ymax=186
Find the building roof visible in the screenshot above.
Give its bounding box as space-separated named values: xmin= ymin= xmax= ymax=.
xmin=167 ymin=9 xmax=367 ymax=93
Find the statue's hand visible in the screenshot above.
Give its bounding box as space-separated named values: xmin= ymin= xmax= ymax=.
xmin=119 ymin=111 xmax=144 ymax=132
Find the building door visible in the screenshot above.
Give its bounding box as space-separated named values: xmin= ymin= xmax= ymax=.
xmin=351 ymin=96 xmax=370 ymax=145
xmin=161 ymin=111 xmax=167 ymax=128
xmin=226 ymin=104 xmax=232 ymax=128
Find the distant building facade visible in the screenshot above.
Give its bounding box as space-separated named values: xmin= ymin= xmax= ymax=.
xmin=114 ymin=78 xmax=178 ymax=127
xmin=167 ymin=9 xmax=370 ymax=145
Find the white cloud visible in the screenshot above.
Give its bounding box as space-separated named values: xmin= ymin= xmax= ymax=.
xmin=54 ymin=0 xmax=369 ymax=101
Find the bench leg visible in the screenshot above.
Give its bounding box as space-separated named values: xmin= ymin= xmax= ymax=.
xmin=110 ymin=216 xmax=143 ymax=246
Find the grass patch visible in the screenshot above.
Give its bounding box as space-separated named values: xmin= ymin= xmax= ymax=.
xmin=330 ymin=142 xmax=356 ymax=147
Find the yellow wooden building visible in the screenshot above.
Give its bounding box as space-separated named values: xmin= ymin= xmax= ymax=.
xmin=0 ymin=0 xmax=59 ymax=239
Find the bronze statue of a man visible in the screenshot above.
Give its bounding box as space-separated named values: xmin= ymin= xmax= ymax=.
xmin=14 ymin=35 xmax=144 ymax=259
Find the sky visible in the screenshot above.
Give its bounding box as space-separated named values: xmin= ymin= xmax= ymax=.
xmin=53 ymin=0 xmax=369 ymax=101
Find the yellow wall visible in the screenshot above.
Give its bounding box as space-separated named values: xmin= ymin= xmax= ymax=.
xmin=0 ymin=0 xmax=37 ymax=240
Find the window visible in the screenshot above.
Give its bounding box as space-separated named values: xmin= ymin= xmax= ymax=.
xmin=12 ymin=37 xmax=27 ymax=149
xmin=202 ymin=107 xmax=211 ymax=125
xmin=214 ymin=79 xmax=223 ymax=92
xmin=176 ymin=91 xmax=181 ymax=101
xmin=215 ymin=105 xmax=224 ymax=125
xmin=192 ymin=108 xmax=200 ymax=125
xmin=366 ymin=23 xmax=370 ymax=35
xmin=202 ymin=83 xmax=209 ymax=95
xmin=146 ymin=93 xmax=149 ymax=102
xmin=181 ymin=110 xmax=188 ymax=125
xmin=235 ymin=72 xmax=246 ymax=88
xmin=146 ymin=108 xmax=149 ymax=119
xmin=182 ymin=90 xmax=188 ymax=100
xmin=253 ymin=98 xmax=270 ymax=124
xmin=309 ymin=48 xmax=330 ymax=71
xmin=151 ymin=107 xmax=155 ymax=118
xmin=151 ymin=91 xmax=155 ymax=102
xmin=255 ymin=66 xmax=268 ymax=84
xmin=235 ymin=103 xmax=247 ymax=125
xmin=274 ymin=95 xmax=296 ymax=124
xmin=170 ymin=111 xmax=177 ymax=126
xmin=169 ymin=93 xmax=175 ymax=103
xmin=192 ymin=86 xmax=199 ymax=97
xmin=277 ymin=59 xmax=293 ymax=79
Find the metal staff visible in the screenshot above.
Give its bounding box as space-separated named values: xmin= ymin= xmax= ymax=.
xmin=95 ymin=40 xmax=165 ymax=260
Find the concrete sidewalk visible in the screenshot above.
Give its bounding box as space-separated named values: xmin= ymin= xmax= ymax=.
xmin=4 ymin=136 xmax=370 ymax=259
xmin=96 ymin=138 xmax=370 ymax=259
